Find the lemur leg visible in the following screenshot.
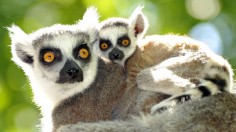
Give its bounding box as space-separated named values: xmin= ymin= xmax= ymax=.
xmin=150 ymin=79 xmax=219 ymax=114
xmin=137 ymin=55 xmax=203 ymax=95
xmin=137 ymin=67 xmax=195 ymax=95
xmin=137 ymin=53 xmax=233 ymax=114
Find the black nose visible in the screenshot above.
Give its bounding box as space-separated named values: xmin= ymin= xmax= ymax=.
xmin=57 ymin=60 xmax=83 ymax=84
xmin=66 ymin=68 xmax=79 ymax=78
xmin=113 ymin=53 xmax=120 ymax=59
xmin=109 ymin=48 xmax=124 ymax=61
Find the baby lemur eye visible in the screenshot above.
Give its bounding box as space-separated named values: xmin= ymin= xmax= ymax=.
xmin=121 ymin=39 xmax=130 ymax=46
xmin=99 ymin=39 xmax=111 ymax=51
xmin=118 ymin=35 xmax=130 ymax=47
xmin=100 ymin=43 xmax=109 ymax=50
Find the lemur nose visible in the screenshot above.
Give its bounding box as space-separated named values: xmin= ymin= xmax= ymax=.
xmin=113 ymin=53 xmax=120 ymax=59
xmin=66 ymin=68 xmax=79 ymax=78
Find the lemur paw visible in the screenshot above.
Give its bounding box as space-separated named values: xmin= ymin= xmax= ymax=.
xmin=151 ymin=94 xmax=191 ymax=114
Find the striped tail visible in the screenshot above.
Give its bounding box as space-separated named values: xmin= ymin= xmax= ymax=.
xmin=151 ymin=61 xmax=233 ymax=114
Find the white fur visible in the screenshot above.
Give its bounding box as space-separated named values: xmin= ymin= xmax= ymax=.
xmin=95 ymin=6 xmax=148 ymax=66
xmin=95 ymin=25 xmax=138 ymax=66
xmin=9 ymin=7 xmax=100 ymax=132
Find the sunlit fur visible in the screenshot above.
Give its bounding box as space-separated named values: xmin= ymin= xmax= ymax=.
xmin=94 ymin=6 xmax=148 ymax=66
xmin=133 ymin=35 xmax=234 ymax=113
xmin=96 ymin=6 xmax=234 ymax=114
xmin=9 ymin=7 xmax=99 ymax=132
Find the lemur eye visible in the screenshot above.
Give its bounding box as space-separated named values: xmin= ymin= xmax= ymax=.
xmin=121 ymin=39 xmax=130 ymax=46
xmin=118 ymin=35 xmax=131 ymax=47
xmin=74 ymin=43 xmax=91 ymax=60
xmin=99 ymin=39 xmax=111 ymax=51
xmin=40 ymin=48 xmax=62 ymax=65
xmin=79 ymin=48 xmax=89 ymax=59
xmin=43 ymin=51 xmax=55 ymax=63
xmin=100 ymin=43 xmax=109 ymax=50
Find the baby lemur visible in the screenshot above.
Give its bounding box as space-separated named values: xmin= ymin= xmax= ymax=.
xmin=95 ymin=6 xmax=234 ymax=114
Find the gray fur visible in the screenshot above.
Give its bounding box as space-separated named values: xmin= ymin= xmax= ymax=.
xmin=9 ymin=7 xmax=101 ymax=132
xmin=58 ymin=93 xmax=236 ymax=132
xmin=52 ymin=59 xmax=126 ymax=131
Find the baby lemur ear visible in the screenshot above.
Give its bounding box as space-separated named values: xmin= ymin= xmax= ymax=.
xmin=129 ymin=6 xmax=149 ymax=38
xmin=8 ymin=25 xmax=34 ymax=66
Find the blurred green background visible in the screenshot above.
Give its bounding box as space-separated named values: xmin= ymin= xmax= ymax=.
xmin=0 ymin=0 xmax=236 ymax=131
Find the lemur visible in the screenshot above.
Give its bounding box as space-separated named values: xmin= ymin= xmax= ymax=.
xmin=94 ymin=6 xmax=234 ymax=114
xmin=9 ymin=6 xmax=234 ymax=132
xmin=9 ymin=7 xmax=126 ymax=132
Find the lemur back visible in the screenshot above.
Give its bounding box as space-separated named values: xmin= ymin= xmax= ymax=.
xmin=95 ymin=7 xmax=234 ymax=115
xmin=129 ymin=35 xmax=233 ymax=113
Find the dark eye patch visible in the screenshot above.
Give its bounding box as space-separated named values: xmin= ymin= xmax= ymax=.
xmin=99 ymin=39 xmax=112 ymax=51
xmin=117 ymin=35 xmax=131 ymax=47
xmin=73 ymin=43 xmax=91 ymax=61
xmin=39 ymin=47 xmax=62 ymax=66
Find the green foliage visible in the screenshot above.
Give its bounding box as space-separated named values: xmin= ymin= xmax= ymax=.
xmin=0 ymin=0 xmax=235 ymax=131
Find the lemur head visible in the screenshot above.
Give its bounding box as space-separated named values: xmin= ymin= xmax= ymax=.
xmin=94 ymin=6 xmax=149 ymax=66
xmin=8 ymin=7 xmax=99 ymax=110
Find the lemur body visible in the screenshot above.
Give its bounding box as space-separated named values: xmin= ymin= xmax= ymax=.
xmin=9 ymin=7 xmax=116 ymax=132
xmin=52 ymin=59 xmax=126 ymax=130
xmin=57 ymin=93 xmax=236 ymax=132
xmin=95 ymin=7 xmax=234 ymax=115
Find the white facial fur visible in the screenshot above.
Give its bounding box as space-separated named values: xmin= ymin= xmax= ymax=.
xmin=9 ymin=24 xmax=98 ymax=110
xmin=8 ymin=7 xmax=99 ymax=132
xmin=94 ymin=19 xmax=137 ymax=65
xmin=94 ymin=6 xmax=149 ymax=66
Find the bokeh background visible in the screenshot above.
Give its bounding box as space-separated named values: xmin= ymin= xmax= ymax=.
xmin=0 ymin=0 xmax=236 ymax=131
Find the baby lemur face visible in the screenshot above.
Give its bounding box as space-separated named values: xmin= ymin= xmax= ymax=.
xmin=95 ymin=19 xmax=135 ymax=66
xmin=94 ymin=7 xmax=149 ymax=66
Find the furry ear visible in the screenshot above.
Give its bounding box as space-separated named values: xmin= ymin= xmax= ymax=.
xmin=78 ymin=6 xmax=100 ymax=46
xmin=129 ymin=6 xmax=149 ymax=38
xmin=8 ymin=25 xmax=34 ymax=66
xmin=82 ymin=6 xmax=100 ymax=25
xmin=78 ymin=6 xmax=100 ymax=30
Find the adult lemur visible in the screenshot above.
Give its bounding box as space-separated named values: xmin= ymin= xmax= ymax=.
xmin=9 ymin=7 xmax=124 ymax=132
xmin=9 ymin=6 xmax=234 ymax=132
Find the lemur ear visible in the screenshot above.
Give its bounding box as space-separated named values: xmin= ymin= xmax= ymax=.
xmin=78 ymin=6 xmax=100 ymax=31
xmin=8 ymin=25 xmax=34 ymax=66
xmin=81 ymin=6 xmax=100 ymax=26
xmin=129 ymin=6 xmax=149 ymax=38
xmin=78 ymin=6 xmax=100 ymax=46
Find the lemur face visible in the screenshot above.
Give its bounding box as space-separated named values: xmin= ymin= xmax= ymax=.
xmin=95 ymin=19 xmax=136 ymax=65
xmin=9 ymin=7 xmax=100 ymax=108
xmin=10 ymin=24 xmax=98 ymax=90
xmin=33 ymin=30 xmax=94 ymax=84
xmin=94 ymin=7 xmax=149 ymax=66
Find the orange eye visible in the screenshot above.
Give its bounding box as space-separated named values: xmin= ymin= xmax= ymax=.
xmin=79 ymin=48 xmax=89 ymax=59
xmin=43 ymin=51 xmax=55 ymax=63
xmin=100 ymin=43 xmax=109 ymax=50
xmin=122 ymin=39 xmax=130 ymax=46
